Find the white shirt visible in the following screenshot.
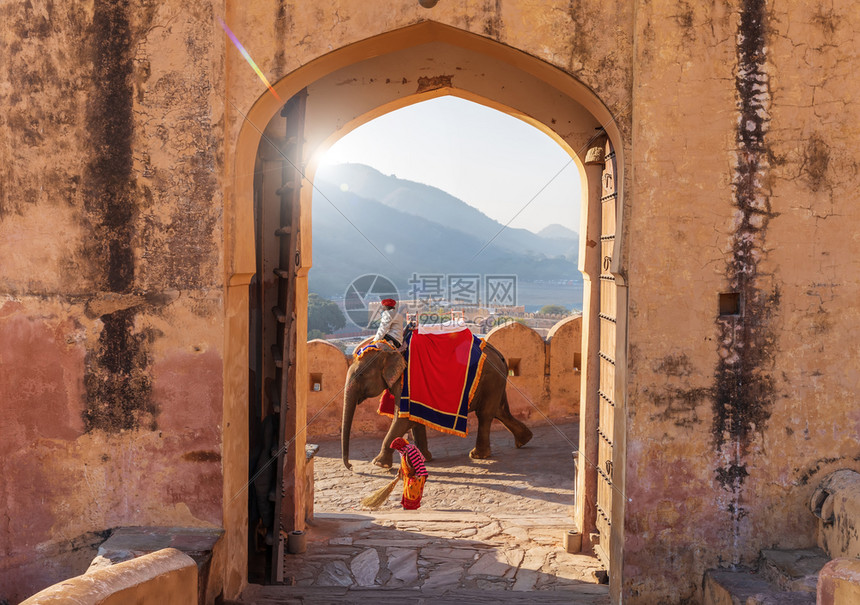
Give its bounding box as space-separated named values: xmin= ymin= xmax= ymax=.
xmin=375 ymin=307 xmax=404 ymax=343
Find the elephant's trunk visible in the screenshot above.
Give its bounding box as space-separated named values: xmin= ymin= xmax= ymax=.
xmin=341 ymin=369 xmax=361 ymax=470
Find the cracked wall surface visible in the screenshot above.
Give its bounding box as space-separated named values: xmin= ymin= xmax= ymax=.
xmin=626 ymin=0 xmax=860 ymax=601
xmin=0 ymin=1 xmax=226 ymax=601
xmin=2 ymin=0 xmax=859 ymax=603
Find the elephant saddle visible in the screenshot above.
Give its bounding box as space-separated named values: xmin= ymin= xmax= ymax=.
xmin=378 ymin=325 xmax=487 ymax=437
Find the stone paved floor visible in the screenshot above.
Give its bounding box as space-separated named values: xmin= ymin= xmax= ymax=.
xmin=240 ymin=422 xmax=609 ymax=604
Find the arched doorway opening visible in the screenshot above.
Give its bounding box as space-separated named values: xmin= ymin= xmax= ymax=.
xmin=228 ymin=20 xmax=627 ymax=592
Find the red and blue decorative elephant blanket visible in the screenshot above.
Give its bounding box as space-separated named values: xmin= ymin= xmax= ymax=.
xmin=377 ymin=326 xmax=487 ymax=437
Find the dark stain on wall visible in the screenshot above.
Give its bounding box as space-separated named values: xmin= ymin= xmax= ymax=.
xmin=566 ymin=0 xmax=589 ymax=73
xmin=712 ymin=0 xmax=778 ymax=505
xmin=647 ymin=354 xmax=712 ymax=427
xmin=84 ymin=0 xmax=135 ymax=293
xmin=141 ymin=144 xmax=220 ymax=293
xmin=673 ymin=1 xmax=694 ymax=30
xmin=416 ymin=75 xmax=453 ymax=93
xmin=653 ymin=353 xmax=693 ymax=377
xmin=636 ymin=2 xmax=656 ymax=67
xmin=712 ymin=291 xmax=779 ymax=466
xmin=12 ymin=1 xmax=52 ymax=40
xmin=1 ymin=2 xmax=90 ymax=220
xmin=811 ymin=7 xmax=840 ymax=36
xmin=484 ymin=0 xmax=503 ymax=38
xmin=83 ymin=308 xmax=156 ymax=432
xmin=648 ymin=385 xmax=712 ymax=428
xmin=795 ymin=456 xmax=845 ymax=486
xmin=802 ymin=134 xmax=830 ymax=192
xmin=183 ymin=450 xmax=222 ymax=463
xmin=82 ymin=0 xmax=153 ymax=432
xmin=134 ymin=7 xmax=221 ymax=293
xmin=672 ymin=1 xmax=696 ymax=42
xmin=715 ymin=463 xmax=749 ymax=488
xmin=274 ymin=0 xmax=289 ymax=74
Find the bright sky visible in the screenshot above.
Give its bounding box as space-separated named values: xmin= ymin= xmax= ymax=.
xmin=319 ymin=96 xmax=581 ymax=235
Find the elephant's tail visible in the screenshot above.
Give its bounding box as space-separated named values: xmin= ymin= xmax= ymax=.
xmin=499 ymin=388 xmax=512 ymax=414
xmin=496 ymin=388 xmax=533 ymax=448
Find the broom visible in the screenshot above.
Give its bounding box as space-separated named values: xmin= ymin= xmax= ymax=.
xmin=361 ymin=474 xmax=400 ymax=509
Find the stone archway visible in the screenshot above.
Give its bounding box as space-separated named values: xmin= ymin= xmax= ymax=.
xmin=227 ymin=20 xmax=627 ymax=590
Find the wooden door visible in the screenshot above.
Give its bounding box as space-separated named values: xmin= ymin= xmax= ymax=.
xmin=250 ymin=89 xmax=306 ymax=583
xmin=595 ymin=140 xmax=617 ymax=569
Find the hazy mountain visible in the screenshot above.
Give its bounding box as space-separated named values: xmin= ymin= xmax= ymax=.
xmin=316 ymin=163 xmax=578 ymax=259
xmin=536 ymin=224 xmax=579 ymax=259
xmin=538 ymin=224 xmax=578 ymax=240
xmin=309 ymin=164 xmax=582 ymax=302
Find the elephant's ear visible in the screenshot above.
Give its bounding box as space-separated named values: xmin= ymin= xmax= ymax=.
xmin=382 ymin=352 xmax=406 ymax=390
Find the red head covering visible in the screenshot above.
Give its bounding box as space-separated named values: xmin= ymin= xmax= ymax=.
xmin=381 ymin=298 xmax=396 ymax=307
xmin=390 ymin=437 xmax=408 ymax=451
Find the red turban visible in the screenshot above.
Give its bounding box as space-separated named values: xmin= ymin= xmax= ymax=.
xmin=390 ymin=437 xmax=408 ymax=451
xmin=381 ymin=298 xmax=397 ymax=307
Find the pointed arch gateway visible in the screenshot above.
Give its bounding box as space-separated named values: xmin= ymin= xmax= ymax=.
xmin=227 ymin=20 xmax=627 ymax=586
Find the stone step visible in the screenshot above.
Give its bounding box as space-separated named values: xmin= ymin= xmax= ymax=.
xmin=242 ymin=584 xmax=610 ymax=604
xmin=759 ymin=548 xmax=829 ymax=594
xmin=704 ymin=569 xmax=815 ymax=605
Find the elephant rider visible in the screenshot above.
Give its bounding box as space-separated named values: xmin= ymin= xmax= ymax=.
xmin=375 ymin=297 xmax=404 ymax=349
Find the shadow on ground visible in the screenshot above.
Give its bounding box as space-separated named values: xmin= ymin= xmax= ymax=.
xmin=315 ymin=421 xmax=581 ymax=514
xmin=238 ymin=422 xmax=609 ymax=604
xmin=241 ymin=510 xmax=608 ymax=604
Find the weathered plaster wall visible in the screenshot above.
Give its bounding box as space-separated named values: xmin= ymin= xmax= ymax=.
xmin=223 ymin=0 xmax=633 ymax=138
xmin=5 ymin=0 xmax=857 ymax=603
xmin=0 ymin=1 xmax=230 ymax=601
xmin=486 ymin=321 xmax=550 ymax=421
xmin=624 ymin=0 xmax=860 ymax=601
xmin=547 ymin=316 xmax=583 ymax=417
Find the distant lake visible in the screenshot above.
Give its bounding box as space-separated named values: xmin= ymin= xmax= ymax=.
xmin=308 ymin=279 xmax=584 ymax=316
xmin=517 ymin=281 xmax=583 ymax=313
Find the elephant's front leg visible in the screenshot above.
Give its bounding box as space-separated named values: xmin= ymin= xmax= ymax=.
xmin=470 ymin=409 xmax=494 ymax=459
xmin=372 ymin=415 xmax=413 ymax=468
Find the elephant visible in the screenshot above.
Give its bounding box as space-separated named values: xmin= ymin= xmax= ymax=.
xmin=341 ymin=340 xmax=533 ymax=470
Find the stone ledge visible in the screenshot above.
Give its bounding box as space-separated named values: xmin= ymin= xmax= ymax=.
xmin=87 ymin=526 xmax=224 ymax=605
xmin=817 ymin=559 xmax=860 ymax=605
xmin=759 ymin=548 xmax=828 ymax=594
xmin=21 ymin=548 xmax=197 ymax=605
xmin=703 ymin=569 xmax=815 ymax=605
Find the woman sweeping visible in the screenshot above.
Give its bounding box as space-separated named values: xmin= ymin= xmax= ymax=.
xmin=390 ymin=437 xmax=428 ymax=509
